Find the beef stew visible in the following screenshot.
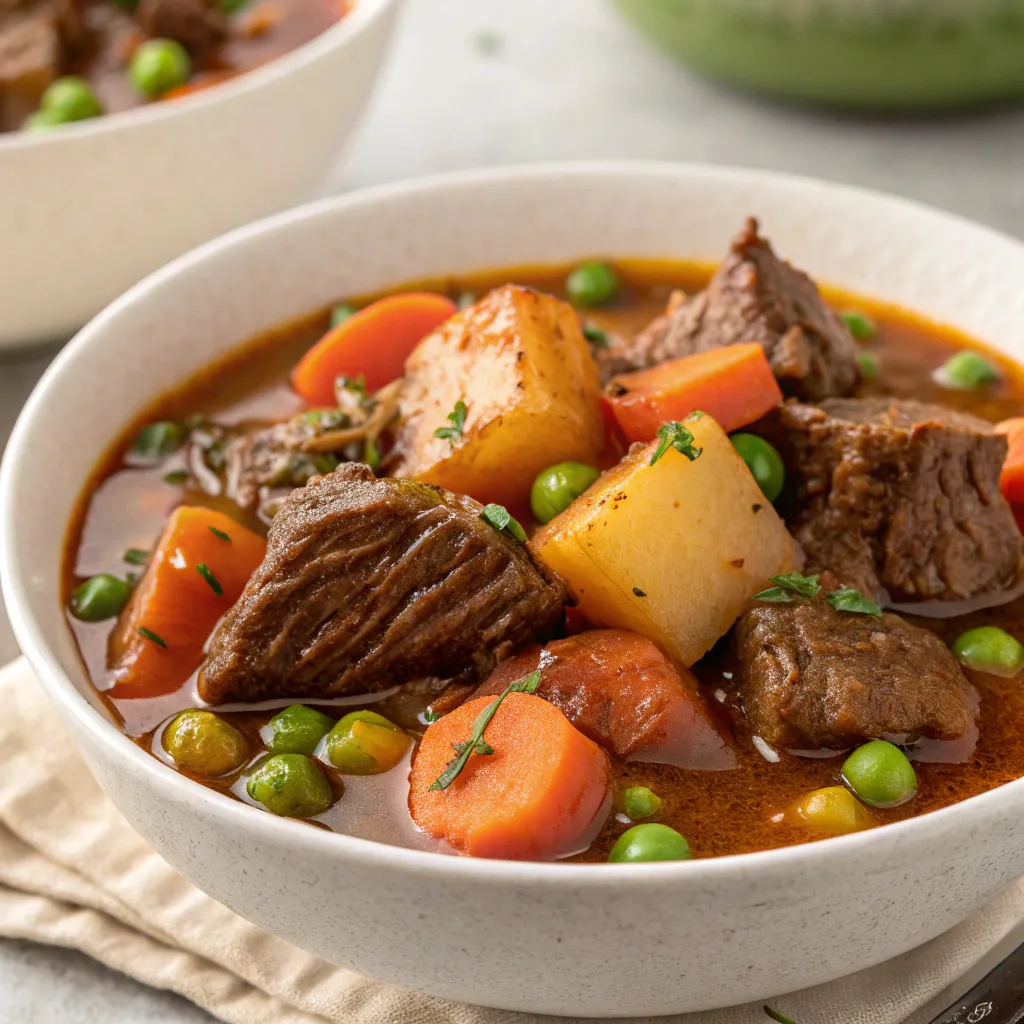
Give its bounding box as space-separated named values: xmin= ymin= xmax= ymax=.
xmin=1 ymin=0 xmax=342 ymax=132
xmin=63 ymin=222 xmax=1024 ymax=862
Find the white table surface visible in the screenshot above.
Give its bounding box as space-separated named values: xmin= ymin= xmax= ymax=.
xmin=4 ymin=0 xmax=1024 ymax=1019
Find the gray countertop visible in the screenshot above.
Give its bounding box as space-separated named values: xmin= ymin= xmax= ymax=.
xmin=4 ymin=0 xmax=1024 ymax=1019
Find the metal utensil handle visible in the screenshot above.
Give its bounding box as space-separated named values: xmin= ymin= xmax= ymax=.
xmin=929 ymin=940 xmax=1024 ymax=1024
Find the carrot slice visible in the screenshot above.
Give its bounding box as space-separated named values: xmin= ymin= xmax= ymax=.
xmin=291 ymin=293 xmax=457 ymax=405
xmin=109 ymin=507 xmax=266 ymax=699
xmin=606 ymin=343 xmax=783 ymax=443
xmin=995 ymin=418 xmax=1024 ymax=505
xmin=409 ymin=693 xmax=610 ymax=860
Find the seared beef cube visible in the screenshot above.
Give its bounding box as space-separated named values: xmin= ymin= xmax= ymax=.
xmin=734 ymin=595 xmax=975 ymax=751
xmin=599 ymin=219 xmax=857 ymax=400
xmin=198 ymin=464 xmax=566 ymax=704
xmin=774 ymin=398 xmax=1023 ymax=603
xmin=0 ymin=0 xmax=79 ymax=126
xmin=137 ymin=0 xmax=227 ymax=56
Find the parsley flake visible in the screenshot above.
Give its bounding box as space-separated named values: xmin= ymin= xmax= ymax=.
xmin=434 ymin=399 xmax=468 ymax=446
xmin=827 ymin=588 xmax=881 ymax=617
xmin=650 ymin=421 xmax=703 ymax=466
xmin=764 ymin=1008 xmax=796 ymax=1024
xmin=430 ymin=670 xmax=541 ymax=790
xmin=137 ymin=627 xmax=167 ymax=649
xmin=162 ymin=469 xmax=189 ymax=485
xmin=583 ymin=324 xmax=609 ymax=348
xmin=123 ymin=548 xmax=150 ymax=566
xmin=208 ymin=526 xmax=231 ymax=543
xmin=196 ymin=563 xmax=224 ymax=597
xmin=752 ymin=573 xmax=821 ymax=603
xmin=480 ymin=503 xmax=527 ymax=544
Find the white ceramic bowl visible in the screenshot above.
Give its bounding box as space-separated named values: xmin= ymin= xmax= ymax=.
xmin=4 ymin=164 xmax=1024 ymax=1018
xmin=0 ymin=0 xmax=400 ymax=350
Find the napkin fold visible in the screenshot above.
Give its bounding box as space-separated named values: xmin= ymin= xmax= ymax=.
xmin=1 ymin=655 xmax=1023 ymax=1024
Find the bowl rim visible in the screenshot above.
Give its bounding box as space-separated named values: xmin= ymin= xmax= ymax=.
xmin=0 ymin=0 xmax=398 ymax=153
xmin=4 ymin=159 xmax=1024 ymax=886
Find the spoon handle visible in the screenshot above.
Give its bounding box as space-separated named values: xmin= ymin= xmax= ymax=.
xmin=928 ymin=940 xmax=1024 ymax=1024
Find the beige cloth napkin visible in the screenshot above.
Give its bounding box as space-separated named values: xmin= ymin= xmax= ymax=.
xmin=2 ymin=656 xmax=1024 ymax=1024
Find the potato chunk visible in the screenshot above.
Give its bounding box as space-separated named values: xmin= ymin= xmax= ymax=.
xmin=530 ymin=414 xmax=801 ymax=666
xmin=393 ymin=286 xmax=603 ymax=506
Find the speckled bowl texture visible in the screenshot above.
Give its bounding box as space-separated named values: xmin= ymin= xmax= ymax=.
xmin=5 ymin=165 xmax=1024 ymax=1017
xmin=615 ymin=0 xmax=1024 ymax=109
xmin=0 ymin=0 xmax=400 ymax=350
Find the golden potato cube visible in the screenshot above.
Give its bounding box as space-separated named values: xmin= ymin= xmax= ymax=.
xmin=393 ymin=285 xmax=603 ymax=506
xmin=531 ymin=414 xmax=801 ymax=666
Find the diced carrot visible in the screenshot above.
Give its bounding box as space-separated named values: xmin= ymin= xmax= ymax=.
xmin=995 ymin=418 xmax=1024 ymax=504
xmin=478 ymin=630 xmax=734 ymax=769
xmin=291 ymin=293 xmax=457 ymax=405
xmin=108 ymin=507 xmax=266 ymax=699
xmin=606 ymin=343 xmax=783 ymax=443
xmin=409 ymin=693 xmax=610 ymax=860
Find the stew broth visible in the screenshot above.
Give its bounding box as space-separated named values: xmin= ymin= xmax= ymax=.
xmin=63 ymin=259 xmax=1024 ymax=861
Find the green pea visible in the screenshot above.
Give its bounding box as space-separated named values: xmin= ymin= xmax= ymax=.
xmin=162 ymin=710 xmax=248 ymax=778
xmin=246 ymin=754 xmax=334 ymax=818
xmin=730 ymin=434 xmax=785 ymax=503
xmin=840 ymin=309 xmax=876 ymax=341
xmin=261 ymin=704 xmax=334 ymax=755
xmin=323 ymin=710 xmax=409 ymax=775
xmin=856 ymin=351 xmax=879 ymax=381
xmin=131 ymin=420 xmax=186 ymax=462
xmin=937 ymin=350 xmax=1000 ymax=390
xmin=70 ymin=574 xmax=132 ymax=622
xmin=329 ymin=303 xmax=355 ymax=328
xmin=842 ymin=740 xmax=917 ymax=808
xmin=530 ymin=461 xmax=600 ymax=524
xmin=566 ymin=261 xmax=619 ymax=308
xmin=608 ymin=823 xmax=692 ymax=863
xmin=39 ymin=76 xmax=103 ymax=123
xmin=623 ymin=786 xmax=662 ymax=821
xmin=952 ymin=626 xmax=1024 ymax=678
xmin=130 ymin=39 xmax=191 ymax=98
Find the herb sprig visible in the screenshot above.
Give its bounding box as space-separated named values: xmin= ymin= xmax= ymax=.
xmin=208 ymin=526 xmax=231 ymax=543
xmin=196 ymin=563 xmax=223 ymax=597
xmin=434 ymin=399 xmax=468 ymax=446
xmin=137 ymin=627 xmax=167 ymax=649
xmin=752 ymin=573 xmax=821 ymax=603
xmin=429 ymin=670 xmax=541 ymax=790
xmin=480 ymin=503 xmax=527 ymax=544
xmin=764 ymin=1007 xmax=797 ymax=1024
xmin=827 ymin=588 xmax=881 ymax=617
xmin=124 ymin=548 xmax=150 ymax=566
xmin=650 ymin=421 xmax=702 ymax=466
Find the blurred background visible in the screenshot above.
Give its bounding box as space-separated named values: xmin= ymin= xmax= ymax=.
xmin=3 ymin=0 xmax=1024 ymax=1017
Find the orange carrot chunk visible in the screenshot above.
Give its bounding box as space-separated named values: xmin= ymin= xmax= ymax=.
xmin=108 ymin=506 xmax=266 ymax=699
xmin=291 ymin=292 xmax=458 ymax=405
xmin=996 ymin=417 xmax=1024 ymax=505
xmin=606 ymin=342 xmax=783 ymax=443
xmin=409 ymin=693 xmax=610 ymax=860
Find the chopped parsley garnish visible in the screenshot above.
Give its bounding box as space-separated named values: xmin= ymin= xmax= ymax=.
xmin=196 ymin=563 xmax=223 ymax=597
xmin=336 ymin=374 xmax=368 ymax=398
xmin=434 ymin=399 xmax=468 ymax=445
xmin=480 ymin=503 xmax=527 ymax=544
xmin=650 ymin=421 xmax=702 ymax=466
xmin=583 ymin=324 xmax=609 ymax=348
xmin=364 ymin=436 xmax=380 ymax=471
xmin=311 ymin=453 xmax=340 ymax=476
xmin=162 ymin=469 xmax=189 ymax=485
xmin=123 ymin=548 xmax=150 ymax=566
xmin=752 ymin=573 xmax=821 ymax=603
xmin=429 ymin=670 xmax=541 ymax=790
xmin=856 ymin=351 xmax=879 ymax=380
xmin=137 ymin=627 xmax=167 ymax=649
xmin=130 ymin=421 xmax=186 ymax=463
xmin=208 ymin=526 xmax=231 ymax=543
xmin=301 ymin=408 xmax=350 ymax=431
xmin=827 ymin=588 xmax=881 ymax=617
xmin=329 ymin=302 xmax=355 ymax=328
xmin=840 ymin=309 xmax=876 ymax=341
xmin=764 ymin=1008 xmax=796 ymax=1024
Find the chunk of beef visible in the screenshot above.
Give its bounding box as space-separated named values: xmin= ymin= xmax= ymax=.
xmin=597 ymin=219 xmax=858 ymax=400
xmin=0 ymin=0 xmax=80 ymax=129
xmin=136 ymin=0 xmax=226 ymax=56
xmin=733 ymin=593 xmax=976 ymax=751
xmin=475 ymin=629 xmax=734 ymax=769
xmin=771 ymin=397 xmax=1024 ymax=603
xmin=198 ymin=463 xmax=566 ymax=703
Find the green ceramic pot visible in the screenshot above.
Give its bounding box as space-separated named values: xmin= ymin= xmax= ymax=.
xmin=614 ymin=0 xmax=1024 ymax=109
